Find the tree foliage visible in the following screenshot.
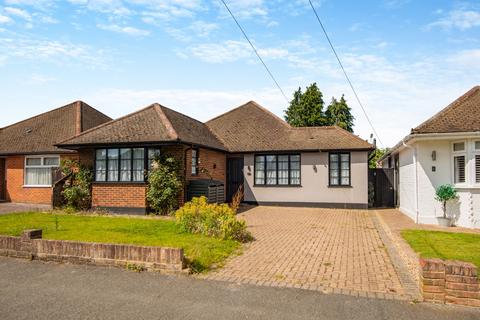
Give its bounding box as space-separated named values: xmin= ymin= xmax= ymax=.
xmin=325 ymin=95 xmax=355 ymax=132
xmin=284 ymin=83 xmax=327 ymax=127
xmin=146 ymin=154 xmax=183 ymax=215
xmin=369 ymin=148 xmax=390 ymax=168
xmin=284 ymin=83 xmax=355 ymax=132
xmin=435 ymin=185 xmax=458 ymax=218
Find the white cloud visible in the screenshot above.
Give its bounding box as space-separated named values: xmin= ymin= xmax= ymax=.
xmin=186 ymin=40 xmax=252 ymax=63
xmin=0 ymin=37 xmax=106 ymax=67
xmin=97 ymin=24 xmax=150 ymax=36
xmin=447 ymin=49 xmax=480 ymax=69
xmin=427 ymin=9 xmax=480 ymax=30
xmin=87 ymin=87 xmax=287 ymax=124
xmin=4 ymin=6 xmax=32 ymax=20
xmin=28 ymin=74 xmax=56 ymax=84
xmin=216 ymin=0 xmax=268 ymax=19
xmin=0 ymin=15 xmax=13 ymax=24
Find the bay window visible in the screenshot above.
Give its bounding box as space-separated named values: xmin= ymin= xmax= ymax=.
xmin=254 ymin=154 xmax=301 ymax=186
xmin=24 ymin=155 xmax=60 ymax=187
xmin=329 ymin=152 xmax=351 ymax=186
xmin=95 ymin=148 xmax=149 ymax=182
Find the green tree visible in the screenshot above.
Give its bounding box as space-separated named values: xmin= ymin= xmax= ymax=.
xmin=146 ymin=154 xmax=183 ymax=215
xmin=284 ymin=83 xmax=327 ymax=127
xmin=325 ymin=95 xmax=354 ymax=132
xmin=369 ymin=148 xmax=389 ymax=168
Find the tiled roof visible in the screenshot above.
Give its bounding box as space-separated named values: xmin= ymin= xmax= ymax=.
xmin=412 ymin=86 xmax=480 ymax=134
xmin=206 ymin=101 xmax=373 ymax=152
xmin=0 ymin=101 xmax=111 ymax=155
xmin=57 ymin=103 xmax=226 ymax=151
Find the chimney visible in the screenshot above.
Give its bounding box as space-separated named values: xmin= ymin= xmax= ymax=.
xmin=75 ymin=101 xmax=82 ymax=135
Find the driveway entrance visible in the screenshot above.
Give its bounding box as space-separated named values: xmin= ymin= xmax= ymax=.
xmin=202 ymin=206 xmax=412 ymax=299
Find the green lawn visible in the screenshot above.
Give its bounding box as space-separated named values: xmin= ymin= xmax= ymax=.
xmin=401 ymin=229 xmax=480 ymax=268
xmin=0 ymin=212 xmax=240 ymax=272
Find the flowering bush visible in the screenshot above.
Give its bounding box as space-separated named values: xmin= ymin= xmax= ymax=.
xmin=146 ymin=155 xmax=183 ymax=215
xmin=175 ymin=196 xmax=252 ymax=242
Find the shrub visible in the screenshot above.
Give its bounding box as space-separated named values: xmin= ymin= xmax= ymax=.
xmin=61 ymin=160 xmax=93 ymax=210
xmin=146 ymin=154 xmax=183 ymax=215
xmin=230 ymin=184 xmax=244 ymax=213
xmin=175 ymin=196 xmax=252 ymax=242
xmin=435 ymin=184 xmax=458 ymax=219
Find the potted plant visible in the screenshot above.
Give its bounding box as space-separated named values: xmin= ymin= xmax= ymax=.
xmin=435 ymin=184 xmax=458 ymax=227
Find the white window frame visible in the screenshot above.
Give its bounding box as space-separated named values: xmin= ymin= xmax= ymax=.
xmin=451 ymin=141 xmax=467 ymax=187
xmin=24 ymin=155 xmax=60 ymax=188
xmin=472 ymin=140 xmax=480 ymax=186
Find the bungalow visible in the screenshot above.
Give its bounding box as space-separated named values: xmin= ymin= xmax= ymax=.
xmin=1 ymin=100 xmax=373 ymax=213
xmin=379 ymin=86 xmax=480 ymax=229
xmin=0 ymin=101 xmax=111 ymax=205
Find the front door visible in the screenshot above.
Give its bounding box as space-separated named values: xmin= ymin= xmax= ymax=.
xmin=226 ymin=157 xmax=244 ymax=202
xmin=0 ymin=158 xmax=5 ymax=201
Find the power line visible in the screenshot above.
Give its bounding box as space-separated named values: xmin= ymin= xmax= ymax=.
xmin=220 ymin=0 xmax=290 ymax=104
xmin=308 ymin=0 xmax=384 ymax=147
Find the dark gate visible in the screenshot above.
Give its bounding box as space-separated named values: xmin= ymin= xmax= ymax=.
xmin=226 ymin=157 xmax=244 ymax=202
xmin=0 ymin=158 xmax=5 ymax=201
xmin=368 ymin=168 xmax=395 ymax=208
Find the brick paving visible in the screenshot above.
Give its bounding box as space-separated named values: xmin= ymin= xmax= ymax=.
xmin=200 ymin=206 xmax=411 ymax=299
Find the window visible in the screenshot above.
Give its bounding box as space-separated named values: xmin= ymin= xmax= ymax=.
xmin=474 ymin=141 xmax=480 ymax=184
xmin=329 ymin=152 xmax=351 ymax=186
xmin=452 ymin=142 xmax=466 ymax=185
xmin=148 ymin=148 xmax=161 ymax=169
xmin=191 ymin=149 xmax=198 ymax=175
xmin=24 ymin=155 xmax=60 ymax=186
xmin=254 ymin=154 xmax=301 ymax=186
xmin=95 ymin=148 xmax=145 ymax=182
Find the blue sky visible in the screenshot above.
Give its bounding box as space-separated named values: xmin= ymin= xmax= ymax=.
xmin=0 ymin=0 xmax=479 ymax=147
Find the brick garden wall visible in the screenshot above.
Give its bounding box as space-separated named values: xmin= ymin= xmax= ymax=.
xmin=0 ymin=229 xmax=184 ymax=273
xmin=420 ymin=258 xmax=480 ymax=307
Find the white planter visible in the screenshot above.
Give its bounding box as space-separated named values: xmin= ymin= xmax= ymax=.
xmin=437 ymin=217 xmax=452 ymax=227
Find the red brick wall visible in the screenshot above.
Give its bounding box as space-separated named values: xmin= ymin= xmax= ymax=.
xmin=4 ymin=154 xmax=80 ymax=205
xmin=185 ymin=148 xmax=226 ymax=185
xmin=92 ymin=183 xmax=147 ymax=209
xmin=420 ymin=258 xmax=480 ymax=307
xmin=6 ymin=155 xmax=50 ymax=204
xmin=0 ymin=159 xmax=5 ymax=200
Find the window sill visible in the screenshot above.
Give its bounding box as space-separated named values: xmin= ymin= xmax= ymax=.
xmin=253 ymin=184 xmax=302 ymax=188
xmin=328 ymin=185 xmax=353 ymax=188
xmin=93 ymin=181 xmax=147 ymax=185
xmin=23 ymin=185 xmax=52 ymax=188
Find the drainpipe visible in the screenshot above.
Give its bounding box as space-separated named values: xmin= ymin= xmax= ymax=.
xmin=402 ymin=140 xmax=420 ymax=223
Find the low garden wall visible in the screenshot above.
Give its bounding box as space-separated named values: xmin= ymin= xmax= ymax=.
xmin=420 ymin=258 xmax=480 ymax=307
xmin=0 ymin=229 xmax=184 ymax=273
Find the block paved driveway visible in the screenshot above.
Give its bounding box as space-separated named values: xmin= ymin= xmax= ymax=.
xmin=201 ymin=206 xmax=410 ymax=299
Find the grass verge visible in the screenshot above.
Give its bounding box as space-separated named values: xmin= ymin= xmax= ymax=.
xmin=0 ymin=212 xmax=240 ymax=273
xmin=401 ymin=229 xmax=480 ymax=268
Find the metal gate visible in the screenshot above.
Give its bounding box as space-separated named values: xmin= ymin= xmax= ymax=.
xmin=368 ymin=168 xmax=395 ymax=208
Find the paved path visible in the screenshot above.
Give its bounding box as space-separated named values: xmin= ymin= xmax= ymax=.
xmin=201 ymin=207 xmax=410 ymax=299
xmin=1 ymin=257 xmax=478 ymax=320
xmin=0 ymin=202 xmax=51 ymax=214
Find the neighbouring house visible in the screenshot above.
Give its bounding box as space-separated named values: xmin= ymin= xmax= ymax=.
xmin=379 ymin=86 xmax=480 ymax=229
xmin=1 ymin=99 xmax=373 ymax=213
xmin=0 ymin=101 xmax=111 ymax=205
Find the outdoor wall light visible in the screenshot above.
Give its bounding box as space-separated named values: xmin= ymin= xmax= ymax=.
xmin=431 ymin=150 xmax=437 ymax=161
xmin=313 ymin=165 xmax=317 ymax=173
